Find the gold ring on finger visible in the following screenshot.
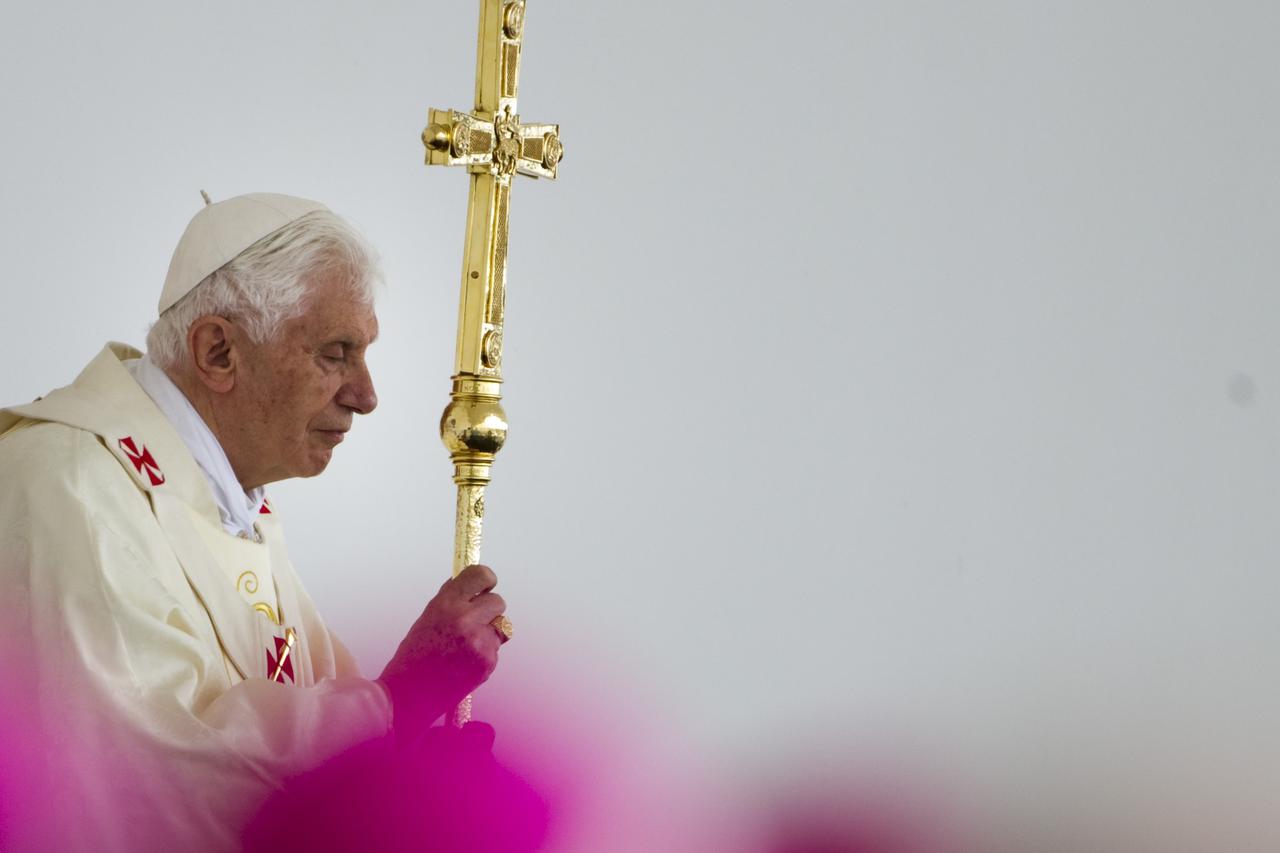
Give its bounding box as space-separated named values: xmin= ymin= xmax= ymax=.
xmin=490 ymin=615 xmax=513 ymax=643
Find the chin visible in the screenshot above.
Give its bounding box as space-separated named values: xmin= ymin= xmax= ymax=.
xmin=291 ymin=451 xmax=334 ymax=480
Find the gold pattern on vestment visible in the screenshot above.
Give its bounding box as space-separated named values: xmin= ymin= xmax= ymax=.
xmin=269 ymin=628 xmax=297 ymax=683
xmin=254 ymin=602 xmax=281 ymax=625
xmin=236 ymin=570 xmax=282 ymax=624
xmin=422 ymin=0 xmax=561 ymax=726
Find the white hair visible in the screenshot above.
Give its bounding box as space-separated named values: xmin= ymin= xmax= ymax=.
xmin=146 ymin=210 xmax=382 ymax=369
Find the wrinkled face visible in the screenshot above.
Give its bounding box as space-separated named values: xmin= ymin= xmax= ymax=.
xmin=233 ymin=271 xmax=379 ymax=487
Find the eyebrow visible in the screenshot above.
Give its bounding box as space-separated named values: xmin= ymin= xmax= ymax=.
xmin=330 ymin=330 xmax=379 ymax=348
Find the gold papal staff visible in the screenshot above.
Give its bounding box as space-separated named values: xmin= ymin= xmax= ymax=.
xmin=421 ymin=0 xmax=562 ymax=725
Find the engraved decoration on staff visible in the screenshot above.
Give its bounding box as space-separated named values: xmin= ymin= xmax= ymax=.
xmin=503 ymin=1 xmax=525 ymax=39
xmin=482 ymin=328 xmax=503 ymax=368
xmin=541 ymin=132 xmax=563 ymax=170
xmin=451 ymin=116 xmax=472 ymax=157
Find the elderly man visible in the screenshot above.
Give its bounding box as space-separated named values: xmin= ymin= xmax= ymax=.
xmin=0 ymin=193 xmax=508 ymax=849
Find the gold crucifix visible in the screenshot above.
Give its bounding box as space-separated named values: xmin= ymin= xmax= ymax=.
xmin=424 ymin=0 xmax=562 ymax=384
xmin=421 ymin=0 xmax=561 ymax=724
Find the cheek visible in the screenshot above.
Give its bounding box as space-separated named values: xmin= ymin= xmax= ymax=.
xmin=300 ymin=378 xmax=343 ymax=424
xmin=258 ymin=373 xmax=327 ymax=438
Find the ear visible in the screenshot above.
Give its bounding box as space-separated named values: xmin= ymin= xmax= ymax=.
xmin=187 ymin=316 xmax=238 ymax=394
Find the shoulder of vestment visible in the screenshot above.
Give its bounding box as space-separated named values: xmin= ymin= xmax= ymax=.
xmin=1 ymin=342 xmax=221 ymax=525
xmin=0 ymin=414 xmax=219 ymax=625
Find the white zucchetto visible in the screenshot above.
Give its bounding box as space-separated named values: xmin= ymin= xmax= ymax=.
xmin=158 ymin=192 xmax=328 ymax=315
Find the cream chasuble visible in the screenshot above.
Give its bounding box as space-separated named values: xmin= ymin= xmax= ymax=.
xmin=0 ymin=343 xmax=393 ymax=851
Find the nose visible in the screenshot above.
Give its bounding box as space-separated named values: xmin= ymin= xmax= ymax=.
xmin=338 ymin=360 xmax=378 ymax=415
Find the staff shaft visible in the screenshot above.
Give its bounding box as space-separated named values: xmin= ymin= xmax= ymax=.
xmin=423 ymin=0 xmax=560 ymax=727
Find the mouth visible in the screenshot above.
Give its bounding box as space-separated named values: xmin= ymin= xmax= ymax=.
xmin=316 ymin=429 xmax=348 ymax=446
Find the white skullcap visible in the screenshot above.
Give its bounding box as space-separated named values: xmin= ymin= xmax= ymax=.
xmin=158 ymin=192 xmax=329 ymax=315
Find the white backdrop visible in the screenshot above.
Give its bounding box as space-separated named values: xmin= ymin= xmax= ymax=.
xmin=2 ymin=2 xmax=1278 ymax=849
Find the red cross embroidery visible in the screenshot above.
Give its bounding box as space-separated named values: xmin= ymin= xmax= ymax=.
xmin=266 ymin=633 xmax=295 ymax=684
xmin=118 ymin=436 xmax=165 ymax=486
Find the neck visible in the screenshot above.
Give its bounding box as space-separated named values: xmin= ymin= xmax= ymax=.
xmin=165 ymin=366 xmax=259 ymax=492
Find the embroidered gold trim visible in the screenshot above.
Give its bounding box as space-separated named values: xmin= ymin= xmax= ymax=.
xmin=253 ymin=602 xmax=281 ymax=625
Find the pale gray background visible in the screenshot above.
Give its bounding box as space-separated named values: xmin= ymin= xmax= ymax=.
xmin=2 ymin=2 xmax=1278 ymax=849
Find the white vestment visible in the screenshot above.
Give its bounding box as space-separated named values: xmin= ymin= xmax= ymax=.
xmin=0 ymin=343 xmax=393 ymax=850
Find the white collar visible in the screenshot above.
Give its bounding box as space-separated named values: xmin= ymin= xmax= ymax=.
xmin=126 ymin=354 xmax=265 ymax=538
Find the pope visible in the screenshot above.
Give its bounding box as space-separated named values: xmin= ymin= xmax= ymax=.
xmin=0 ymin=193 xmax=510 ymax=849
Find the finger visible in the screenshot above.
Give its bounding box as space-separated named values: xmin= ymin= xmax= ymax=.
xmin=417 ymin=574 xmax=455 ymax=619
xmin=454 ymin=563 xmax=498 ymax=597
xmin=469 ymin=591 xmax=506 ymax=622
xmin=468 ymin=619 xmax=503 ymax=661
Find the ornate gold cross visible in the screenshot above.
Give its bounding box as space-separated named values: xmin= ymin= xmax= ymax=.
xmin=421 ymin=0 xmax=561 ymax=725
xmin=424 ymin=0 xmax=561 ymax=381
